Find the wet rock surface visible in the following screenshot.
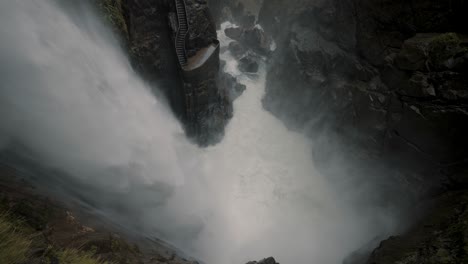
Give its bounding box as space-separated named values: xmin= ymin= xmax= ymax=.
xmin=122 ymin=0 xmax=180 ymax=91
xmin=224 ymin=25 xmax=273 ymax=56
xmin=258 ymin=0 xmax=468 ymax=195
xmin=366 ymin=191 xmax=468 ymax=264
xmin=225 ymin=26 xmax=244 ymax=40
xmin=228 ymin=41 xmax=248 ymax=59
xmin=219 ymin=69 xmax=247 ymax=101
xmin=246 ymin=257 xmax=279 ymax=264
xmin=122 ymin=0 xmax=231 ymax=145
xmin=184 ymin=0 xmax=218 ymax=57
xmin=255 ymin=0 xmax=468 ymax=262
xmin=238 ymin=54 xmax=259 ymax=73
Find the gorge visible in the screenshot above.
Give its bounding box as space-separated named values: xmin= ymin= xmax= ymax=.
xmin=0 ymin=0 xmax=467 ymax=264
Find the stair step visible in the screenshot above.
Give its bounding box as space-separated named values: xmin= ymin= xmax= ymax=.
xmin=175 ymin=0 xmax=188 ymax=66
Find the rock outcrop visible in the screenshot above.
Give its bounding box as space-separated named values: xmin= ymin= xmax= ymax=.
xmin=258 ymin=0 xmax=468 ymax=195
xmin=121 ymin=0 xmax=231 ymax=145
xmin=219 ymin=68 xmax=247 ymax=101
xmin=239 ymin=54 xmax=259 ymax=73
xmin=254 ymin=0 xmax=468 ymax=262
xmin=246 ymin=257 xmax=279 ymax=264
xmin=224 ymin=25 xmax=273 ymax=56
xmin=367 ymin=191 xmax=468 ymax=264
xmin=122 ymin=0 xmax=187 ymax=117
xmin=207 ymin=0 xmax=262 ymax=28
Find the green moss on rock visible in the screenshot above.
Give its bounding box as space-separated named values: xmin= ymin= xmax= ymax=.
xmin=95 ymin=0 xmax=128 ymax=40
xmin=427 ymin=33 xmax=464 ymax=69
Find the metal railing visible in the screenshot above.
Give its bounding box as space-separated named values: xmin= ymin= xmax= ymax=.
xmin=174 ymin=0 xmax=189 ymax=67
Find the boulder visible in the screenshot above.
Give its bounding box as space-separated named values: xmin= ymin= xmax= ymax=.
xmin=395 ymin=33 xmax=468 ymax=72
xmin=394 ymin=34 xmax=433 ymax=71
xmin=246 ymin=257 xmax=279 ymax=264
xmin=228 ymin=41 xmax=247 ymax=59
xmin=238 ymin=55 xmax=259 ymax=73
xmin=225 ymin=25 xmax=273 ymax=56
xmin=256 ymin=0 xmax=468 ymax=263
xmin=219 ymin=71 xmax=246 ymax=101
xmin=242 ymin=26 xmax=272 ymax=55
xmin=225 ymin=26 xmax=244 ymax=41
xmin=367 ymin=191 xmax=468 ymax=264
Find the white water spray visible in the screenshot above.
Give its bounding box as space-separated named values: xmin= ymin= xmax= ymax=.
xmin=0 ymin=2 xmax=399 ymax=264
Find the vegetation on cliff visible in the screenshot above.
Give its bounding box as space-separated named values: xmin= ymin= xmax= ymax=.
xmin=95 ymin=0 xmax=128 ymax=40
xmin=0 ymin=213 xmax=31 ymax=263
xmin=427 ymin=33 xmax=467 ymax=70
xmin=0 ymin=211 xmax=107 ymax=264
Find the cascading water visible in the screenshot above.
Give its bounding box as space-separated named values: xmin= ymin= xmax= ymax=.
xmin=0 ymin=1 xmax=400 ymax=264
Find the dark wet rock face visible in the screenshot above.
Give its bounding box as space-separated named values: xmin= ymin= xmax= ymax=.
xmin=225 ymin=25 xmax=272 ymax=56
xmin=228 ymin=41 xmax=247 ymax=59
xmin=239 ymin=54 xmax=259 ymax=73
xmin=225 ymin=26 xmax=244 ymax=40
xmin=219 ymin=70 xmax=247 ymax=101
xmin=367 ymin=191 xmax=468 ymax=264
xmin=122 ymin=0 xmax=180 ymax=94
xmin=256 ymin=0 xmax=468 ymax=262
xmin=259 ymin=0 xmax=468 ymax=197
xmin=122 ymin=0 xmax=231 ymax=145
xmin=242 ymin=26 xmax=271 ymax=55
xmin=246 ymin=257 xmax=279 ymax=264
xmin=185 ymin=0 xmax=218 ymax=57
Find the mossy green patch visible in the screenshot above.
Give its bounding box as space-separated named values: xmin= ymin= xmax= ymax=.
xmin=56 ymin=248 xmax=109 ymax=264
xmin=0 ymin=213 xmax=31 ymax=264
xmin=428 ymin=33 xmax=465 ymax=68
xmin=95 ymin=0 xmax=128 ymax=40
xmin=0 ymin=209 xmax=108 ymax=264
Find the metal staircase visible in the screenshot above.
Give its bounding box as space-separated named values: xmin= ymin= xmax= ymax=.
xmin=175 ymin=0 xmax=188 ymax=67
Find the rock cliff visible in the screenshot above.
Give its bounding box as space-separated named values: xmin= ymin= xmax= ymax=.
xmin=259 ymin=0 xmax=468 ymax=181
xmin=366 ymin=190 xmax=468 ymax=264
xmin=120 ymin=0 xmax=231 ymax=145
xmin=254 ymin=0 xmax=468 ymax=262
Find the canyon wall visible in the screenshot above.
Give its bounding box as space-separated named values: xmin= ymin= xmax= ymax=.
xmin=259 ymin=0 xmax=468 ymax=198
xmin=257 ymin=1 xmax=468 ymax=263
xmin=120 ymin=0 xmax=231 ymax=145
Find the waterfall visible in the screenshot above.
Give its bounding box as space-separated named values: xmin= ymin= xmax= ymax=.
xmin=0 ymin=2 xmax=399 ymax=264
